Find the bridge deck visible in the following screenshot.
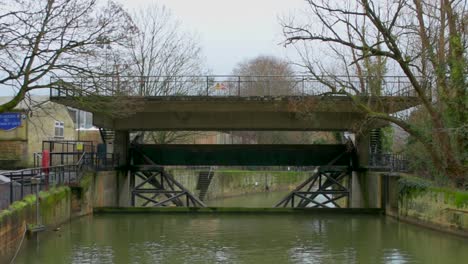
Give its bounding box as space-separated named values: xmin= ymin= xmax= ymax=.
xmin=51 ymin=96 xmax=419 ymax=131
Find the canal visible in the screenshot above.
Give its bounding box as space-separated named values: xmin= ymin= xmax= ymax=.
xmin=13 ymin=192 xmax=468 ymax=264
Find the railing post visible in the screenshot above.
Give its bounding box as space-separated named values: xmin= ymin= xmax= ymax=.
xmin=10 ymin=177 xmax=13 ymax=205
xmin=206 ymin=76 xmax=209 ymax=96
xmin=20 ymin=172 xmax=24 ymax=200
xmin=238 ymin=76 xmax=241 ymax=96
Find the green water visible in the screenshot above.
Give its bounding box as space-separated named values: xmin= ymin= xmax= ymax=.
xmin=13 ymin=192 xmax=468 ymax=264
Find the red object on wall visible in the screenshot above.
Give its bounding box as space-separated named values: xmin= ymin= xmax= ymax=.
xmin=42 ymin=150 xmax=50 ymax=189
xmin=42 ymin=150 xmax=50 ymax=171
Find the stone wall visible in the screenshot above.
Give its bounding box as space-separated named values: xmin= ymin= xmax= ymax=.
xmin=0 ymin=187 xmax=72 ymax=263
xmin=385 ymin=175 xmax=468 ymax=237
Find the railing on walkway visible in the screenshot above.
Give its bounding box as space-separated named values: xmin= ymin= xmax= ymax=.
xmin=34 ymin=152 xmax=119 ymax=169
xmin=369 ymin=153 xmax=409 ymax=172
xmin=0 ymin=152 xmax=119 ymax=210
xmin=50 ymin=75 xmax=417 ymax=98
xmin=0 ymin=153 xmax=86 ymax=210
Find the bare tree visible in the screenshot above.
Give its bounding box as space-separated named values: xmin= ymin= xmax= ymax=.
xmin=232 ymin=55 xmax=296 ymax=96
xmin=0 ymin=0 xmax=134 ymax=113
xmin=282 ymin=0 xmax=467 ymax=185
xmin=231 ymin=55 xmax=337 ymax=144
xmin=122 ymin=4 xmax=207 ymax=143
xmin=125 ymin=4 xmax=205 ymax=96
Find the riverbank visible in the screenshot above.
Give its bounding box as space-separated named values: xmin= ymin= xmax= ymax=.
xmin=385 ymin=174 xmax=468 ymax=237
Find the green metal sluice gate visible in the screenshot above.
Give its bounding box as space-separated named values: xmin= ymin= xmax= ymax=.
xmin=128 ymin=144 xmax=355 ymax=209
xmin=131 ymin=144 xmax=353 ymax=166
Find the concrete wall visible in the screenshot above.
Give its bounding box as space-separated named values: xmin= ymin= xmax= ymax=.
xmin=170 ymin=169 xmax=310 ymax=200
xmin=351 ymin=171 xmax=383 ymax=208
xmin=385 ymin=175 xmax=468 ymax=237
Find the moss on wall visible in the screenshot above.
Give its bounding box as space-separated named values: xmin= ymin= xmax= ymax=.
xmin=0 ymin=186 xmax=72 ymax=262
xmin=0 ymin=187 xmax=70 ymax=224
xmin=396 ymin=175 xmax=468 ymax=233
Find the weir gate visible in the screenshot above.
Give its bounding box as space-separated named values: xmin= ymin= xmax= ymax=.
xmin=49 ymin=75 xmax=420 ymax=209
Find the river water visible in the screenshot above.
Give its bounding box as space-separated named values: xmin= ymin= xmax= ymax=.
xmin=13 ymin=192 xmax=468 ymax=264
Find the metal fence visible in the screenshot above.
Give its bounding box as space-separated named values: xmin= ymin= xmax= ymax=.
xmin=369 ymin=153 xmax=409 ymax=172
xmin=34 ymin=152 xmax=119 ymax=168
xmin=0 ymin=152 xmax=119 ymax=210
xmin=50 ymin=75 xmax=417 ymax=98
xmin=0 ymin=164 xmax=83 ymax=211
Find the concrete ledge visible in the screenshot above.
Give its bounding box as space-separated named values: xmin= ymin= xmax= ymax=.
xmin=94 ymin=207 xmax=384 ymax=215
xmin=386 ymin=211 xmax=468 ymax=238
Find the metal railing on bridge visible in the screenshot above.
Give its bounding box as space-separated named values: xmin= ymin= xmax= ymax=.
xmin=368 ymin=153 xmax=409 ymax=172
xmin=50 ymin=75 xmax=417 ymax=98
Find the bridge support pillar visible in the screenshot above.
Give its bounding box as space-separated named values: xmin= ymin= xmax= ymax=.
xmin=114 ymin=130 xmax=130 ymax=165
xmin=351 ymin=131 xmax=373 ymax=208
xmin=114 ymin=130 xmax=131 ymax=206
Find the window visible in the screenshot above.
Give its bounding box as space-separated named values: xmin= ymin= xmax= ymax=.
xmin=69 ymin=108 xmax=94 ymax=129
xmin=54 ymin=121 xmax=64 ymax=138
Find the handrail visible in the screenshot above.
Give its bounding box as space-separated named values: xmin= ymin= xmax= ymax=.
xmin=50 ymin=75 xmax=419 ymax=98
xmin=77 ymin=151 xmax=87 ymax=166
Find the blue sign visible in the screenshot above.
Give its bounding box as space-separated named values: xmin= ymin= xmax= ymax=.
xmin=0 ymin=113 xmax=22 ymax=131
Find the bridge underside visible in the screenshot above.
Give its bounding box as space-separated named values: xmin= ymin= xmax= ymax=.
xmin=51 ymin=96 xmax=419 ymax=131
xmin=132 ymin=144 xmax=353 ymax=167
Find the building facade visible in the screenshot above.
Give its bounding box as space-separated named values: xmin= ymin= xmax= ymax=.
xmin=0 ymin=96 xmax=76 ymax=169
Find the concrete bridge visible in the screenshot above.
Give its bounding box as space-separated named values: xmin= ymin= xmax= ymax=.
xmin=49 ymin=75 xmax=420 ymax=209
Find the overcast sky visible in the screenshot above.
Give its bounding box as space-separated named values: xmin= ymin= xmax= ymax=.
xmin=117 ymin=0 xmax=308 ymax=74
xmin=0 ymin=0 xmax=308 ymax=97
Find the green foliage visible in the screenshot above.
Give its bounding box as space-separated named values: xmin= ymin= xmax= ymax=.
xmin=312 ymin=138 xmax=327 ymax=144
xmin=398 ymin=176 xmax=431 ymax=200
xmin=80 ymin=173 xmax=94 ymax=193
xmin=381 ymin=126 xmax=394 ymax=152
xmin=398 ymin=175 xmax=468 ymax=208
xmin=430 ymin=187 xmax=468 ymax=208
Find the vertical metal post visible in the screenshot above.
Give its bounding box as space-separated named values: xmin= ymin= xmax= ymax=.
xmin=130 ymin=172 xmax=135 ymax=206
xmin=35 ymin=179 xmax=40 ymax=226
xmin=206 ymin=76 xmax=209 ymax=96
xmin=347 ymin=170 xmax=352 ymax=208
xmin=20 ymin=172 xmax=24 ymax=199
xmin=319 ymin=173 xmax=322 ymax=190
xmin=160 ymin=172 xmax=164 ymax=189
xmin=9 ymin=177 xmax=13 ymax=205
xmin=238 ymin=76 xmax=241 ymax=96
